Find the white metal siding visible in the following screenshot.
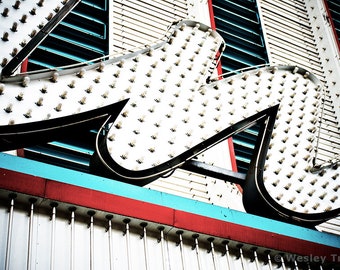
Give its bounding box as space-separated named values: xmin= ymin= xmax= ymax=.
xmin=0 ymin=191 xmax=335 ymax=270
xmin=111 ymin=0 xmax=188 ymax=53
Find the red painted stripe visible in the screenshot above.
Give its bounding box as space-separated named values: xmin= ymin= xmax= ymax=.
xmin=20 ymin=58 xmax=28 ymax=73
xmin=45 ymin=180 xmax=175 ymax=225
xmin=0 ymin=168 xmax=338 ymax=262
xmin=0 ymin=168 xmax=46 ymax=197
xmin=207 ymin=0 xmax=216 ymax=30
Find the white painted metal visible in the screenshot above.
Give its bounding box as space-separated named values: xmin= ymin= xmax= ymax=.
xmin=0 ymin=191 xmax=335 ymax=270
xmin=111 ymin=0 xmax=188 ymax=54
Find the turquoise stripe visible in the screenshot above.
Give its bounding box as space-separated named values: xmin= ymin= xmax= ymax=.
xmin=0 ymin=152 xmax=339 ymax=248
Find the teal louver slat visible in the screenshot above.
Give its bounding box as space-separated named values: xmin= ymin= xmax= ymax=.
xmin=212 ymin=0 xmax=268 ymax=174
xmin=212 ymin=0 xmax=268 ymax=74
xmin=24 ymin=131 xmax=98 ymax=172
xmin=27 ymin=0 xmax=108 ymax=70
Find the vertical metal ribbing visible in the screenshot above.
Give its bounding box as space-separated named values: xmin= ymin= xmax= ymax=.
xmin=27 ymin=198 xmax=37 ymax=270
xmin=207 ymin=238 xmax=217 ymax=270
xmin=176 ymin=230 xmax=186 ymax=270
xmin=50 ymin=202 xmax=58 ymax=270
xmin=106 ymin=215 xmax=114 ymax=270
xmin=279 ymin=254 xmax=286 ymax=270
xmin=251 ymin=248 xmax=260 ymax=270
xmin=158 ymin=226 xmax=167 ymax=270
xmin=69 ymin=207 xmax=76 ymax=270
xmin=88 ymin=211 xmax=95 ymax=270
xmin=192 ymin=234 xmax=202 ymax=270
xmin=265 ymin=252 xmax=273 ymax=270
xmin=140 ymin=222 xmax=150 ymax=270
xmin=293 ymin=259 xmax=299 ymax=270
xmin=123 ymin=218 xmax=132 ymax=270
xmin=237 ymin=244 xmax=246 ymax=270
xmin=222 ymin=240 xmax=231 ymax=270
xmin=5 ymin=193 xmax=16 ymax=270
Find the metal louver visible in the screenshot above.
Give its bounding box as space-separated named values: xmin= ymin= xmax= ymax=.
xmin=112 ymin=0 xmax=188 ymax=53
xmin=212 ymin=0 xmax=268 ymax=73
xmin=27 ymin=0 xmax=108 ymax=70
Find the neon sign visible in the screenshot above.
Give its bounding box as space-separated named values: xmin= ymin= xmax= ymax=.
xmin=0 ymin=2 xmax=339 ymax=227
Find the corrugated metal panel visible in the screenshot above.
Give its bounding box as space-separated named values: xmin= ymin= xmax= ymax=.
xmin=259 ymin=0 xmax=323 ymax=77
xmin=147 ymin=168 xmax=244 ymax=211
xmin=112 ymin=0 xmax=188 ymax=53
xmin=0 ymin=189 xmax=338 ymax=270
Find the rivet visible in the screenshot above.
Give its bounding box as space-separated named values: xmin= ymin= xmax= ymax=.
xmin=50 ymin=72 xmax=59 ymax=82
xmin=36 ymin=97 xmax=43 ymax=106
xmin=13 ymin=1 xmax=21 ymax=9
xmin=59 ymin=91 xmax=67 ymax=99
xmin=40 ymin=85 xmax=47 ymax=93
xmin=30 ymin=8 xmax=36 ymax=15
xmin=22 ymin=76 xmax=30 ymax=87
xmin=79 ymin=97 xmax=86 ymax=105
xmin=68 ymin=80 xmax=75 ymax=88
xmin=1 ymin=58 xmax=8 ymax=67
xmin=97 ymin=62 xmax=105 ymax=72
xmin=11 ymin=22 xmax=18 ymax=32
xmin=55 ymin=103 xmax=62 ymax=112
xmin=270 ymin=66 xmax=278 ymax=74
xmin=11 ymin=48 xmax=18 ymax=56
xmin=4 ymin=104 xmax=13 ymax=113
xmin=2 ymin=8 xmax=9 ymax=17
xmin=46 ymin=13 xmax=53 ymax=21
xmin=24 ymin=109 xmax=32 ymax=118
xmin=16 ymin=92 xmax=24 ymax=101
xmin=29 ymin=30 xmax=37 ymax=38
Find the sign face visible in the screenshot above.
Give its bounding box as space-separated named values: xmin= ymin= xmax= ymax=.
xmin=0 ymin=4 xmax=339 ymax=226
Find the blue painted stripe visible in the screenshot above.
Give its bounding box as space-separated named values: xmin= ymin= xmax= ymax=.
xmin=0 ymin=153 xmax=339 ymax=248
